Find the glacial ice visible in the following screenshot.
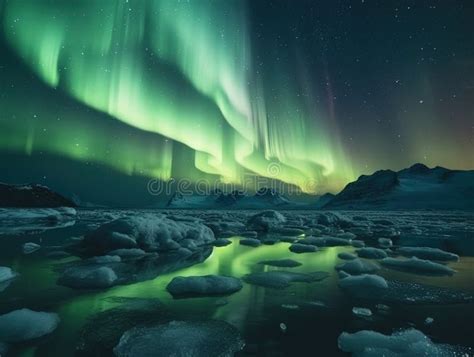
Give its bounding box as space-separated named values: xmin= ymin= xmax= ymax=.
xmin=397 ymin=246 xmax=459 ymax=261
xmin=289 ymin=243 xmax=317 ymax=253
xmin=0 ymin=266 xmax=17 ymax=292
xmin=352 ymin=307 xmax=372 ymax=318
xmin=113 ymin=320 xmax=245 ymax=357
xmin=338 ymin=252 xmax=357 ymax=260
xmin=338 ymin=328 xmax=472 ymax=356
xmin=0 ymin=308 xmax=59 ymax=342
xmin=356 ymin=247 xmax=388 ymax=259
xmin=338 ymin=274 xmax=389 ymax=291
xmin=246 ymin=210 xmax=286 ymax=232
xmin=381 ymin=257 xmax=456 ymax=276
xmin=58 ymin=266 xmax=118 ymax=289
xmin=240 ymin=238 xmax=261 ymax=247
xmin=336 ymin=259 xmax=380 ymax=274
xmin=83 ymin=214 xmax=215 ymax=255
xmin=243 ymin=271 xmax=329 ymax=289
xmin=22 ymin=242 xmax=41 ymax=254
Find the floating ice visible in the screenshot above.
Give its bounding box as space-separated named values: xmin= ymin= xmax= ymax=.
xmin=336 ymin=259 xmax=380 ymax=275
xmin=22 ymin=242 xmax=41 ymax=254
xmin=244 ymin=271 xmax=329 ymax=289
xmin=58 ymin=266 xmax=118 ymax=289
xmin=0 ymin=266 xmax=17 ymax=292
xmin=83 ymin=214 xmax=215 ymax=255
xmin=239 ymin=238 xmax=261 ymax=247
xmin=381 ymin=257 xmax=455 ymax=276
xmin=397 ymin=247 xmax=459 ymax=262
xmin=356 ymin=247 xmax=388 ymax=259
xmin=0 ymin=308 xmax=59 ymax=343
xmin=338 ymin=252 xmax=357 ymax=260
xmin=378 ymin=238 xmax=393 ymax=248
xmin=114 ymin=320 xmax=244 ymax=357
xmin=166 ymin=275 xmax=242 ymax=298
xmin=338 ymin=328 xmax=471 ymax=356
xmin=339 ymin=274 xmax=388 ymax=291
xmin=246 ymin=210 xmax=286 ymax=232
xmin=352 ymin=307 xmax=372 ymax=318
xmin=213 ymin=238 xmax=232 ymax=247
xmin=289 ymin=243 xmax=317 ymax=253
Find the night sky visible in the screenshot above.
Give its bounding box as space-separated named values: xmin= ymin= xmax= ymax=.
xmin=0 ymin=0 xmax=473 ymax=206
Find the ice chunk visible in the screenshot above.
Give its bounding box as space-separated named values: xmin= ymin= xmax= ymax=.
xmin=338 ymin=328 xmax=471 ymax=356
xmin=0 ymin=308 xmax=59 ymax=342
xmin=83 ymin=214 xmax=215 ymax=255
xmin=244 ymin=271 xmax=328 ymax=289
xmin=166 ymin=275 xmax=242 ymax=298
xmin=336 ymin=259 xmax=380 ymax=275
xmin=114 ymin=320 xmax=244 ymax=356
xmin=0 ymin=266 xmax=17 ymax=292
xmin=338 ymin=252 xmax=357 ymax=260
xmin=259 ymin=259 xmax=302 ymax=268
xmin=84 ymin=255 xmax=122 ymax=264
xmin=337 ymin=232 xmax=357 ymax=240
xmin=239 ymin=238 xmax=261 ymax=247
xmin=289 ymin=243 xmax=317 ymax=253
xmin=352 ymin=240 xmax=366 ymax=248
xmin=246 ymin=210 xmax=286 ymax=232
xmin=108 ymin=248 xmax=147 ymax=258
xmin=356 ymin=247 xmax=388 ymax=259
xmin=381 ymin=257 xmax=455 ymax=276
xmin=58 ymin=266 xmax=118 ymax=289
xmin=397 ymin=247 xmax=459 ymax=262
xmin=352 ymin=307 xmax=372 ymax=317
xmin=424 ymin=317 xmax=434 ymax=325
xmin=0 ymin=266 xmax=17 ymax=284
xmin=339 ymin=274 xmax=388 ymax=291
xmin=213 ymin=238 xmax=232 ymax=247
xmin=22 ymin=242 xmax=41 ymax=254
xmin=378 ymin=238 xmax=392 ymax=248
xmin=279 ymin=322 xmax=287 ymax=332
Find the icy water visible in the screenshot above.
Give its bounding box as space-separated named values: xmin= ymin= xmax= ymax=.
xmin=0 ymin=209 xmax=473 ymax=356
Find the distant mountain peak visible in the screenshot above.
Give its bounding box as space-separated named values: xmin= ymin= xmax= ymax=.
xmin=322 ymin=164 xmax=474 ymax=210
xmin=0 ymin=182 xmax=76 ymax=208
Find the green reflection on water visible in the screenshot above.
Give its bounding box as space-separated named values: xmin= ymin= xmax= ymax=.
xmin=18 ymin=239 xmax=342 ymax=355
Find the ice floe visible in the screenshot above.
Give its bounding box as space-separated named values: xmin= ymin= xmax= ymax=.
xmin=338 ymin=328 xmax=472 ymax=356
xmin=381 ymin=257 xmax=455 ymax=276
xmin=397 ymin=246 xmax=459 ymax=261
xmin=336 ymin=259 xmax=380 ymax=275
xmin=356 ymin=247 xmax=388 ymax=259
xmin=114 ymin=320 xmax=244 ymax=357
xmin=244 ymin=271 xmax=329 ymax=289
xmin=0 ymin=308 xmax=59 ymax=342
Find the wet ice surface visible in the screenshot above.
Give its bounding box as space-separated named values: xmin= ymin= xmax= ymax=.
xmin=0 ymin=209 xmax=473 ymax=356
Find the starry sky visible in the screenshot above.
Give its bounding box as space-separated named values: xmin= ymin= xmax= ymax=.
xmin=0 ymin=0 xmax=473 ymax=206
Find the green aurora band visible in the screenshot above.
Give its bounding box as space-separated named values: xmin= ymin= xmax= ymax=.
xmin=0 ymin=0 xmax=354 ymax=193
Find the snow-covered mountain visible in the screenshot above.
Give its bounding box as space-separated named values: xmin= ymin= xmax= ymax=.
xmin=0 ymin=182 xmax=76 ymax=208
xmin=167 ymin=188 xmax=292 ymax=209
xmin=323 ymin=163 xmax=474 ymax=210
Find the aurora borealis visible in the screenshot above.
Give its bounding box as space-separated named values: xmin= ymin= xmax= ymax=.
xmin=0 ymin=0 xmax=473 ymax=204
